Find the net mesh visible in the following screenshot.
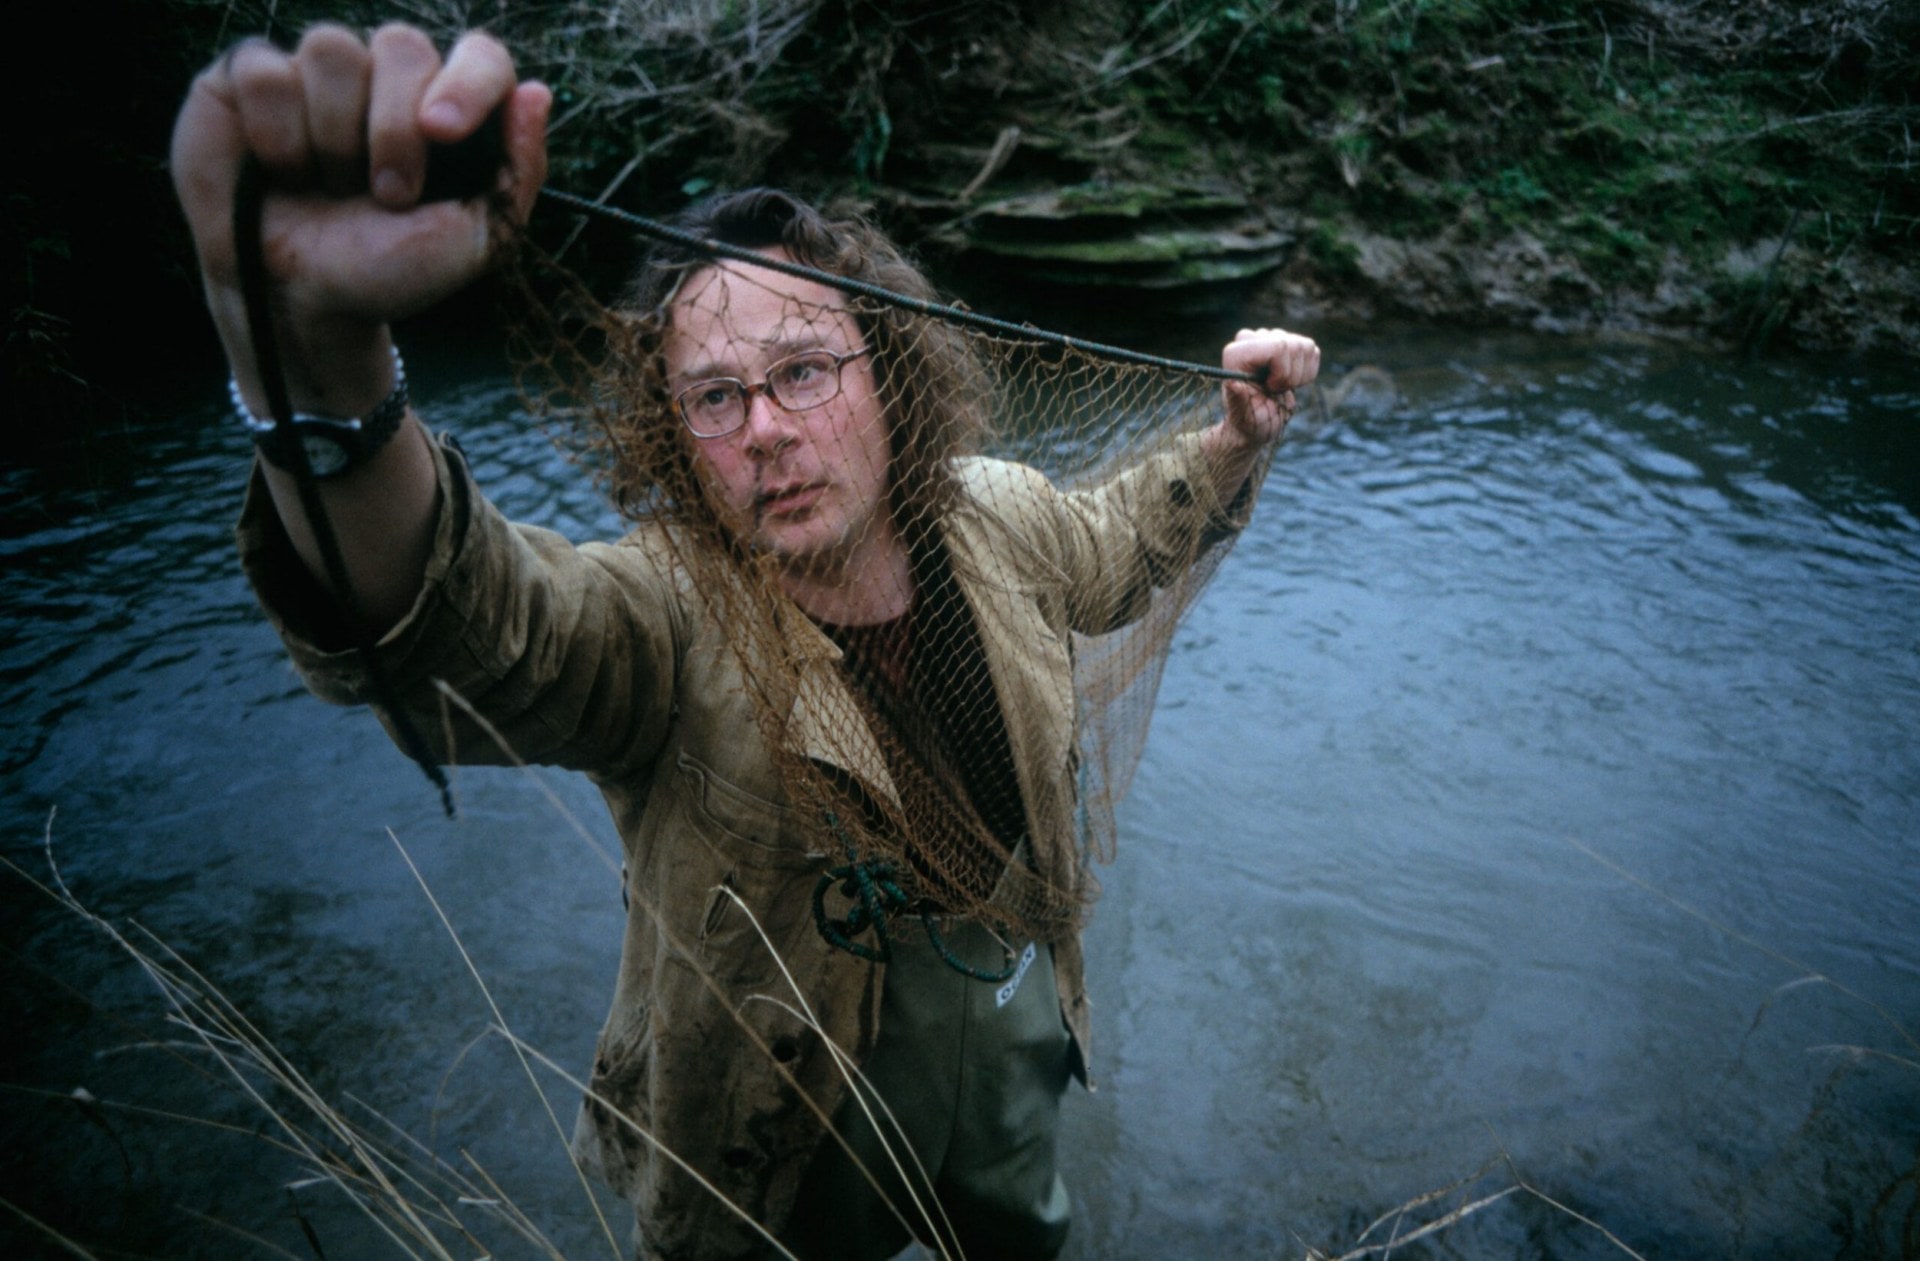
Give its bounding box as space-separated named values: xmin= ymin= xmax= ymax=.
xmin=501 ymin=189 xmax=1272 ymax=956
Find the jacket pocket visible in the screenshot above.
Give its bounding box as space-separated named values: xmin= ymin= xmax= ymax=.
xmin=676 ymin=749 xmax=812 ymax=869
xmin=665 ymin=751 xmax=826 ymax=985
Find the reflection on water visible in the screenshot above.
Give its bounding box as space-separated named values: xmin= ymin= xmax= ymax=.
xmin=3 ymin=330 xmax=1916 ymax=1258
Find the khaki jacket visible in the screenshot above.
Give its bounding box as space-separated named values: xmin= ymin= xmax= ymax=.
xmin=240 ymin=430 xmax=1249 ymax=1258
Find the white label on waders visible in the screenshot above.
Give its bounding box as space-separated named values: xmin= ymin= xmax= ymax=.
xmin=996 ymin=942 xmax=1039 ymax=1008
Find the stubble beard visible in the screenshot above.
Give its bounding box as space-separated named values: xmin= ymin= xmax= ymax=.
xmin=754 ymin=477 xmax=910 ymax=599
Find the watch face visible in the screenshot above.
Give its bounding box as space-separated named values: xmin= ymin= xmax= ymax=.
xmin=300 ymin=431 xmax=351 ymax=477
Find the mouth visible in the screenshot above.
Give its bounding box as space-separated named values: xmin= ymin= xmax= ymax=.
xmin=754 ymin=481 xmax=825 ymax=519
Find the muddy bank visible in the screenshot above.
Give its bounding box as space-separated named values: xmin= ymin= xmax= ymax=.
xmin=1257 ymin=221 xmax=1920 ymax=356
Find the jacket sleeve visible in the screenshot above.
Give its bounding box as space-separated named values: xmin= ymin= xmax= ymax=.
xmin=1041 ymin=430 xmax=1262 ymax=635
xmin=236 ymin=433 xmax=680 ymax=779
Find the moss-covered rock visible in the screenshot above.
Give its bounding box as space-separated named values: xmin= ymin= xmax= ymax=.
xmin=949 ymin=183 xmax=1290 ymax=291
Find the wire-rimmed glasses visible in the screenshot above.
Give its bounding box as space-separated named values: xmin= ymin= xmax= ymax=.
xmin=673 ymin=347 xmax=874 ymax=439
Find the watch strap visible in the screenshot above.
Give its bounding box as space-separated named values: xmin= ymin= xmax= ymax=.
xmin=231 ymin=345 xmax=409 ymax=479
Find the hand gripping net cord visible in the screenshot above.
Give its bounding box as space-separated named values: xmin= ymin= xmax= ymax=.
xmin=249 ymin=180 xmax=1282 ymax=973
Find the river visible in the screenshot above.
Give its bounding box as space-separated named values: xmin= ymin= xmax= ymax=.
xmin=2 ymin=323 xmax=1915 ymax=1259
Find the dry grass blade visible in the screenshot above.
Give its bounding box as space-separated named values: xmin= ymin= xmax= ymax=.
xmin=30 ymin=814 xmax=420 ymax=1234
xmin=176 ymin=1205 xmax=310 ymax=1260
xmin=0 ymin=1081 xmax=276 ymax=1146
xmin=482 ymin=1029 xmax=803 ymax=1261
xmin=22 ymin=841 xmax=446 ymax=1255
xmin=748 ymin=987 xmax=964 ymax=1257
xmin=1490 ymin=1133 xmax=1651 ymax=1260
xmin=11 ymin=809 xmax=615 ymax=1258
xmin=1512 ymin=1180 xmax=1650 ymax=1261
xmin=1325 ymin=1183 xmax=1520 ymax=1259
xmin=429 ymin=678 xmax=973 ymax=1255
xmin=430 ymin=679 xmax=622 ymax=880
xmin=1305 ymin=1143 xmax=1656 ymax=1261
xmin=725 ymin=884 xmax=965 ymax=1258
xmin=457 ymin=1152 xmax=576 ymax=1257
xmin=109 ymin=930 xmax=466 ymax=1256
xmin=0 ymin=1194 xmax=97 ymax=1259
xmin=1348 ymin=1156 xmax=1506 ymax=1245
xmin=383 ymin=826 xmax=623 ymax=1259
xmin=1562 ymin=835 xmax=1918 ymax=1058
xmin=1807 ymin=1044 xmax=1920 ymax=1074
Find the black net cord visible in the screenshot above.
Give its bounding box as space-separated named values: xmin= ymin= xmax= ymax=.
xmin=538 ymin=188 xmax=1269 ymax=388
xmin=232 ymin=157 xmax=456 ymax=817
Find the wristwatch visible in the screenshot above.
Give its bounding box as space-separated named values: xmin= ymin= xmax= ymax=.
xmin=231 ymin=346 xmax=409 ymax=479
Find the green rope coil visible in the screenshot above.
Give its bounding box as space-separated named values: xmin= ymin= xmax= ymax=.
xmin=811 ymin=811 xmax=1017 ymax=983
xmin=811 ymin=811 xmax=912 ymax=964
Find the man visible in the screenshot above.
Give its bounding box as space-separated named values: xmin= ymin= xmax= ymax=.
xmin=173 ymin=23 xmax=1318 ymax=1260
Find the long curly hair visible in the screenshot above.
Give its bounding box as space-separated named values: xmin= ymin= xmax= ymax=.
xmin=610 ymin=188 xmax=992 ymax=539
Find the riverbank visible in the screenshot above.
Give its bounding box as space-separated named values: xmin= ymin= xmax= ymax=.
xmin=519 ymin=0 xmax=1919 ymax=357
xmin=8 ymin=0 xmax=1916 ymax=441
xmin=1262 ymin=215 xmax=1920 ymax=354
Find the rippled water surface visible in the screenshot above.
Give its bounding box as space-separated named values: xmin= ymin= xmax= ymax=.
xmin=3 ymin=329 xmax=1916 ymax=1258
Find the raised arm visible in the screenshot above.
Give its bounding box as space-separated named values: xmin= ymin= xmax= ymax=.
xmin=1032 ymin=326 xmax=1320 ymax=633
xmin=1201 ymin=326 xmax=1321 ymax=506
xmin=170 ymin=24 xmax=550 ymax=631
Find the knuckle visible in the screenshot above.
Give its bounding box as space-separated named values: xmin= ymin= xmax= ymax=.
xmin=296 ymin=22 xmax=363 ymax=55
xmin=451 ymin=29 xmax=511 ymax=64
xmin=370 ymin=22 xmax=438 ymax=63
xmin=226 ymin=40 xmax=290 ymax=91
xmin=301 ymin=35 xmax=369 ymax=80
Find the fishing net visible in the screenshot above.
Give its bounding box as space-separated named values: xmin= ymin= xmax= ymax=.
xmin=498 ymin=188 xmax=1274 ymax=963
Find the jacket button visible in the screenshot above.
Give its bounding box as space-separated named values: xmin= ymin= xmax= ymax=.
xmin=771 ymin=1035 xmax=800 ymax=1063
xmin=721 ymin=1146 xmax=756 ymax=1170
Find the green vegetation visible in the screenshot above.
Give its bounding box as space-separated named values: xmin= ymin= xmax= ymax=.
xmin=239 ymin=0 xmax=1920 ymax=348
xmin=9 ymin=0 xmax=1917 ymax=427
xmin=1105 ymin=0 xmax=1917 ymax=343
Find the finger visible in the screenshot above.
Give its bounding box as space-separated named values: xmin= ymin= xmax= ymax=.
xmin=1222 ymin=332 xmax=1287 ymax=392
xmin=422 ymin=32 xmax=521 ymax=141
xmin=1250 ymin=336 xmax=1319 ymax=394
xmin=367 ymin=23 xmax=442 ymax=207
xmin=1264 ymin=345 xmax=1297 ymax=394
xmin=295 ymin=25 xmax=372 ymax=196
xmin=172 ymin=41 xmax=284 ymax=282
xmin=226 ymin=38 xmax=309 ymax=177
xmin=1286 ymin=341 xmax=1321 ymax=391
xmin=499 ymin=80 xmax=553 ymax=222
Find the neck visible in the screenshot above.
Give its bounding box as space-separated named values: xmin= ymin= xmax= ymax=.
xmin=777 ymin=526 xmax=915 ymax=626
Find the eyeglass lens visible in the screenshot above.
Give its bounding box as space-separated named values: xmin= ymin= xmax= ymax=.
xmin=678 ymin=350 xmax=851 ymax=436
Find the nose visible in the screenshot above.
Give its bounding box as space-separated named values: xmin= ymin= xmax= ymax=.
xmin=739 ymin=385 xmax=799 ymax=455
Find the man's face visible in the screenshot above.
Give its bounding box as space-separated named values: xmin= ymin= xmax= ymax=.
xmin=665 ymin=254 xmax=894 ymax=581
